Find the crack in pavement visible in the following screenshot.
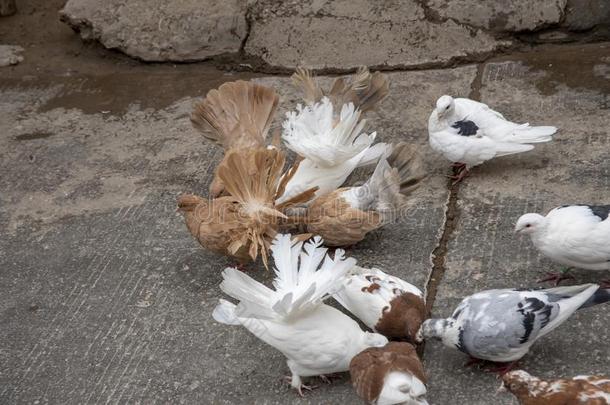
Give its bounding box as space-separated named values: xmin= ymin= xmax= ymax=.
xmin=419 ymin=62 xmax=486 ymax=357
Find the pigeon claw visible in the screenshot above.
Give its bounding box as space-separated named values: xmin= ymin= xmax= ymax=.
xmin=537 ymin=270 xmax=575 ymax=286
xmin=318 ymin=373 xmax=342 ymax=384
xmin=282 ymin=376 xmax=318 ymax=397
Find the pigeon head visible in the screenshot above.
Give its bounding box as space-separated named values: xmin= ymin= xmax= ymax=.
xmin=435 ymin=95 xmax=455 ymax=118
xmin=363 ymin=331 xmax=390 ymax=348
xmin=515 ymin=213 xmax=546 ymax=235
xmin=415 ymin=318 xmax=452 ymax=343
xmin=501 ymin=370 xmax=539 ymax=398
xmin=379 ymin=371 xmax=429 ymax=405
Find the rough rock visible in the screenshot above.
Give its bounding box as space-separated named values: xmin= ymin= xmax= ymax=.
xmin=562 ymin=0 xmax=610 ymax=31
xmin=427 ymin=0 xmax=567 ymax=32
xmin=59 ymin=0 xmax=248 ymax=62
xmin=0 ymin=45 xmax=23 ymax=67
xmin=245 ymin=0 xmax=507 ymax=70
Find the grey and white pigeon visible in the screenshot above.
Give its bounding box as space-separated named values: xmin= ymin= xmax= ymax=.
xmin=333 ymin=266 xmax=426 ymax=343
xmin=428 ymin=95 xmax=556 ymax=182
xmin=516 ymin=205 xmax=610 ymax=276
xmin=350 ymin=342 xmax=428 ymax=405
xmin=416 ymin=284 xmax=609 ymax=364
xmin=212 ymin=234 xmax=388 ymax=395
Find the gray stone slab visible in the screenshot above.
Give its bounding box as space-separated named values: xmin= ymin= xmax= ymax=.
xmin=245 ymin=0 xmax=505 ymax=70
xmin=424 ymin=44 xmax=610 ymax=405
xmin=60 ymin=0 xmax=248 ymax=62
xmin=0 ymin=66 xmax=477 ymax=403
xmin=427 ymin=0 xmax=567 ymax=32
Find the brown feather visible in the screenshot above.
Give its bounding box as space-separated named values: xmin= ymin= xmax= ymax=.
xmin=178 ymin=148 xmax=316 ymax=269
xmin=374 ymin=292 xmax=427 ymax=343
xmin=305 ymin=190 xmax=381 ymax=246
xmin=350 ymin=342 xmax=426 ymax=403
xmin=191 ymin=80 xmax=280 ymax=196
xmin=291 ymin=67 xmax=324 ymax=105
xmin=503 ymin=371 xmax=610 ymax=405
xmin=292 ymin=67 xmax=389 ymax=114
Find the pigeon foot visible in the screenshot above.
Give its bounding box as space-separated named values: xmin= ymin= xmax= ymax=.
xmin=537 ymin=268 xmax=574 ymax=286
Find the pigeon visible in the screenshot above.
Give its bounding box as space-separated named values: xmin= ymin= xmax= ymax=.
xmin=177 ymin=148 xmax=316 ymax=268
xmin=276 ymin=67 xmax=390 ymax=205
xmin=516 ymin=205 xmax=610 ymax=284
xmin=350 ymin=342 xmax=428 ymax=405
xmin=190 ymin=80 xmax=279 ymax=197
xmin=501 ymin=370 xmax=610 ymax=405
xmin=334 ymin=266 xmax=426 ymax=342
xmin=428 ymin=95 xmax=556 ymax=183
xmin=416 ymin=284 xmax=610 ymax=364
xmin=212 ymin=234 xmax=389 ymax=395
xmin=303 ymin=143 xmax=425 ymax=246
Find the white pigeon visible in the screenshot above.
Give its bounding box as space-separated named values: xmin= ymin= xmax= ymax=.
xmin=333 ymin=266 xmax=426 ymax=342
xmin=516 ymin=205 xmax=610 ymax=272
xmin=212 ymin=234 xmax=389 ymax=395
xmin=277 ymin=98 xmax=389 ymax=204
xmin=416 ymin=284 xmax=609 ymax=364
xmin=428 ymin=95 xmax=557 ymax=182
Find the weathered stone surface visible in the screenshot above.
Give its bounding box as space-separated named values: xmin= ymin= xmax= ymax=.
xmin=245 ymin=0 xmax=506 ymax=69
xmin=59 ymin=0 xmax=247 ymax=62
xmin=562 ymin=0 xmax=610 ymax=31
xmin=424 ymin=45 xmax=610 ymax=404
xmin=427 ymin=0 xmax=567 ymax=32
xmin=0 ymin=44 xmax=23 ymax=67
xmin=0 ymin=63 xmax=475 ymax=402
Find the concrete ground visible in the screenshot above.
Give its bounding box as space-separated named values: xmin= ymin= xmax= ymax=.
xmin=1 ymin=3 xmax=609 ymax=405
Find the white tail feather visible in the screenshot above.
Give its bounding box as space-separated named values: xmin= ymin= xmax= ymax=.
xmin=218 ymin=234 xmax=356 ymax=321
xmin=355 ymin=142 xmax=391 ymax=168
xmin=494 ymin=142 xmax=535 ymax=157
xmin=510 ymin=125 xmax=556 ymax=144
xmin=212 ymin=299 xmax=240 ymax=325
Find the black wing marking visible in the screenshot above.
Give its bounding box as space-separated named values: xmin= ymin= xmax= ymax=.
xmin=516 ymin=298 xmax=553 ymax=344
xmin=559 ymin=204 xmax=610 ymax=221
xmin=451 ymin=120 xmax=479 ymax=136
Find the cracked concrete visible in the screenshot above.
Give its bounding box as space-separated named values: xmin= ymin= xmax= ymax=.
xmin=1 ymin=3 xmax=609 ymax=404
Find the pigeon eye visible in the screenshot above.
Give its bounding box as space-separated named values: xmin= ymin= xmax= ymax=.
xmin=525 ymin=224 xmax=531 ymax=228
xmin=445 ymin=106 xmax=450 ymax=110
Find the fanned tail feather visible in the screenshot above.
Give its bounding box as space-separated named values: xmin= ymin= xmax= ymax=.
xmin=269 ymin=234 xmax=357 ymax=318
xmin=191 ymin=80 xmax=279 ymax=150
xmin=291 ymin=67 xmax=389 ymax=114
xmin=386 ymin=142 xmax=426 ymax=196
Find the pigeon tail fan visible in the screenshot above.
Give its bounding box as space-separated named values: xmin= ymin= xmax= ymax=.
xmin=386 ymin=142 xmax=426 ymax=196
xmin=216 ymin=148 xmax=315 ymax=268
xmin=509 ymin=125 xmax=557 ymax=144
xmin=282 ymin=98 xmax=375 ymax=167
xmin=191 ymin=80 xmax=279 ymax=150
xmin=218 ymin=234 xmax=357 ymax=321
xmin=292 ymin=66 xmax=389 ymax=114
xmin=269 ymin=234 xmax=357 ymax=319
xmin=354 ymin=142 xmax=392 ymax=168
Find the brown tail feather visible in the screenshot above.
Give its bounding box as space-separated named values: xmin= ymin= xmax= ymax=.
xmin=387 ymin=142 xmax=426 ymax=196
xmin=191 ymin=80 xmax=279 ymax=150
xmin=292 ymin=67 xmax=324 ymax=105
xmin=330 ymin=67 xmax=389 ymax=113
